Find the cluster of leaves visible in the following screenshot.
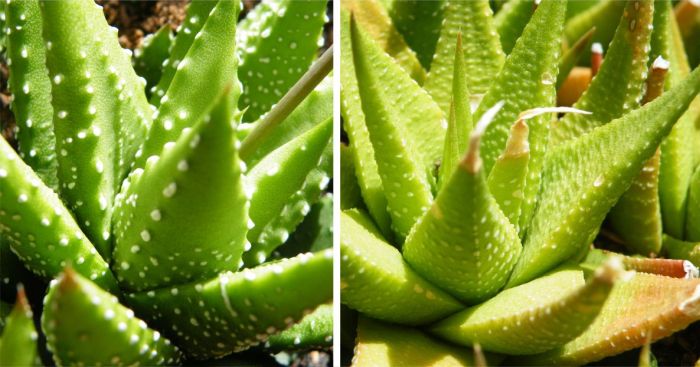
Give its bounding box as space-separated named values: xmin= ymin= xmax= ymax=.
xmin=340 ymin=0 xmax=700 ymax=365
xmin=0 ymin=0 xmax=333 ymax=365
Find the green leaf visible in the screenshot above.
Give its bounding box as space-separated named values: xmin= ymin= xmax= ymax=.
xmin=424 ymin=0 xmax=505 ymax=116
xmin=43 ymin=269 xmax=182 ymax=366
xmin=403 ymin=118 xmax=522 ymax=304
xmin=340 ymin=8 xmax=392 ymax=237
xmin=40 ymin=0 xmax=154 ymax=259
xmin=340 ymin=210 xmax=463 ymax=326
xmin=507 ymin=65 xmax=700 ymax=287
xmin=276 ymin=194 xmax=333 ymax=259
xmin=493 ymin=0 xmax=534 ymax=55
xmin=663 ymin=234 xmax=700 ymax=267
xmin=556 ymin=27 xmax=596 ymax=90
xmin=126 ymin=250 xmax=332 ymax=360
xmin=5 ymin=0 xmax=57 ymax=190
xmin=237 ymin=0 xmax=327 ymax=122
xmin=564 ymin=0 xmax=626 ymax=65
xmin=0 ymin=288 xmax=39 ymax=367
xmin=387 ymin=0 xmax=445 ymax=70
xmin=137 ymin=0 xmax=241 ymax=169
xmin=265 ymin=303 xmax=332 ymax=352
xmin=685 ymin=166 xmax=700 ymax=241
xmin=112 ymin=87 xmax=247 ymax=292
xmin=340 ymin=144 xmax=363 ymax=210
xmin=353 ymin=316 xmax=477 ymax=367
xmin=580 ymin=248 xmax=697 ymax=278
xmin=520 ymin=273 xmax=700 ymax=365
xmin=341 ymin=0 xmax=425 ymax=83
xmin=431 ymin=262 xmax=621 ymax=355
xmin=133 ymin=25 xmax=173 ymax=99
xmin=552 ymin=0 xmax=655 ymax=144
xmin=0 ymin=137 xmax=118 ymax=292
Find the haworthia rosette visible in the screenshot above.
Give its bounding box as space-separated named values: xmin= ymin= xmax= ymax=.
xmin=507 ymin=66 xmax=700 ymax=287
xmin=133 ymin=25 xmax=173 ymax=99
xmin=341 ymin=0 xmax=425 ymax=83
xmin=137 ymin=0 xmax=241 ymax=168
xmin=5 ymin=0 xmax=56 ymax=190
xmin=0 ymin=288 xmax=39 ymax=367
xmin=340 ymin=210 xmax=463 ymax=325
xmin=403 ymin=119 xmax=522 ymax=305
xmin=340 ymin=9 xmax=392 ymax=238
xmin=127 ymin=250 xmax=332 ymax=360
xmin=237 ymin=0 xmax=327 ymax=122
xmin=431 ymin=262 xmax=622 ymax=355
xmin=0 ymin=137 xmax=118 ymax=292
xmin=424 ymin=0 xmax=504 ymax=115
xmin=42 ymin=269 xmax=182 ymax=366
xmin=352 ymin=316 xmax=477 ymax=367
xmin=387 ymin=0 xmax=445 ymax=70
xmin=520 ymin=273 xmax=700 ymax=365
xmin=112 ymin=88 xmax=248 ymax=291
xmin=265 ymin=303 xmax=332 ymax=352
xmin=40 ymin=0 xmax=153 ymax=259
xmin=246 ymin=117 xmax=332 ymax=246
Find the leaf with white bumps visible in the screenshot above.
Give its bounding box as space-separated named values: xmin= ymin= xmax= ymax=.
xmin=0 ymin=137 xmax=118 ymax=292
xmin=340 ymin=210 xmax=463 ymax=326
xmin=5 ymin=0 xmax=57 ymax=190
xmin=113 ymin=87 xmax=248 ymax=292
xmin=237 ymin=0 xmax=327 ymax=122
xmin=265 ymin=303 xmax=332 ymax=352
xmin=127 ymin=250 xmax=332 ymax=360
xmin=42 ymin=269 xmax=182 ymax=366
xmin=387 ymin=0 xmax=445 ymax=70
xmin=133 ymin=25 xmax=173 ymax=99
xmin=40 ymin=0 xmax=153 ymax=259
xmin=0 ymin=288 xmax=39 ymax=367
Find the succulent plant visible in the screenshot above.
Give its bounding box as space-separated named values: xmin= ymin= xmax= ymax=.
xmin=0 ymin=0 xmax=333 ymax=364
xmin=340 ymin=0 xmax=700 ymax=365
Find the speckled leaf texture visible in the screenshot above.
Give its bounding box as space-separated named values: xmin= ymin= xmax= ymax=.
xmin=237 ymin=0 xmax=326 ymax=122
xmin=493 ymin=0 xmax=534 ymax=55
xmin=353 ymin=316 xmax=476 ymax=367
xmin=507 ymin=66 xmax=700 ymax=287
xmin=112 ymin=88 xmax=248 ymax=292
xmin=432 ymin=262 xmax=621 ymax=355
xmin=563 ymin=0 xmax=626 ymax=65
xmin=0 ymin=289 xmax=39 ymax=367
xmin=521 ymin=273 xmax=700 ymax=365
xmin=340 ymin=210 xmax=463 ymax=325
xmin=424 ymin=0 xmax=504 ymax=114
xmin=403 ymin=130 xmax=522 ymax=305
xmin=5 ymin=0 xmax=56 ymax=190
xmin=133 ymin=25 xmax=173 ymax=99
xmin=340 ymin=9 xmax=392 ymax=238
xmin=42 ymin=269 xmax=182 ymax=366
xmin=265 ymin=303 xmax=332 ymax=352
xmin=386 ymin=0 xmax=444 ymax=70
xmin=475 ymin=0 xmax=565 ymax=236
xmin=40 ymin=0 xmax=153 ymax=260
xmin=0 ymin=138 xmax=118 ymax=292
xmin=126 ymin=250 xmax=332 ymax=360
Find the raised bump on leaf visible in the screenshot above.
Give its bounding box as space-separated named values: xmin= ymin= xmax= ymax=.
xmin=137 ymin=0 xmax=241 ymax=168
xmin=424 ymin=0 xmax=505 ymax=114
xmin=493 ymin=0 xmax=535 ymax=55
xmin=563 ymin=0 xmax=626 ymax=65
xmin=5 ymin=0 xmax=56 ymax=190
xmin=552 ymin=0 xmax=655 ymax=144
xmin=352 ymin=18 xmax=445 ymax=242
xmin=340 ymin=9 xmax=391 ymax=237
xmin=430 ymin=261 xmax=622 ymax=355
xmin=475 ymin=0 xmax=566 ymax=236
xmin=340 ymin=210 xmax=463 ymax=325
xmin=487 ymin=119 xmax=529 ymax=231
xmin=246 ymin=117 xmax=332 ymax=246
xmin=507 ymin=65 xmax=700 ymax=288
xmin=353 ymin=316 xmax=477 ymax=367
xmin=0 ymin=137 xmax=117 ymax=292
xmin=556 ymin=27 xmax=596 ymax=90
xmin=265 ymin=303 xmax=332 ymax=352
xmin=0 ymin=287 xmax=39 ymax=367
xmin=438 ymin=34 xmax=473 ymax=189
xmin=126 ymin=250 xmax=332 ymax=360
xmin=686 ymin=167 xmax=700 ymax=241
xmin=133 ymin=25 xmax=173 ymax=99
xmin=520 ymin=273 xmax=700 ymax=365
xmin=112 ymin=87 xmax=247 ymax=291
xmin=403 ymin=106 xmax=522 ymax=304
xmin=42 ymin=268 xmax=182 ymax=366
xmin=387 ymin=0 xmax=445 ymax=70
xmin=663 ymin=234 xmax=700 ymax=267
xmin=236 ymin=0 xmax=327 ymax=122
xmin=341 ymin=0 xmax=425 ymax=83
xmin=40 ymin=0 xmax=154 ymax=259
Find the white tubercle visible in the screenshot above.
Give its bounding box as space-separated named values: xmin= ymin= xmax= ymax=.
xmin=591 ymin=42 xmax=604 ymax=55
xmin=652 ymin=55 xmax=670 ymax=70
